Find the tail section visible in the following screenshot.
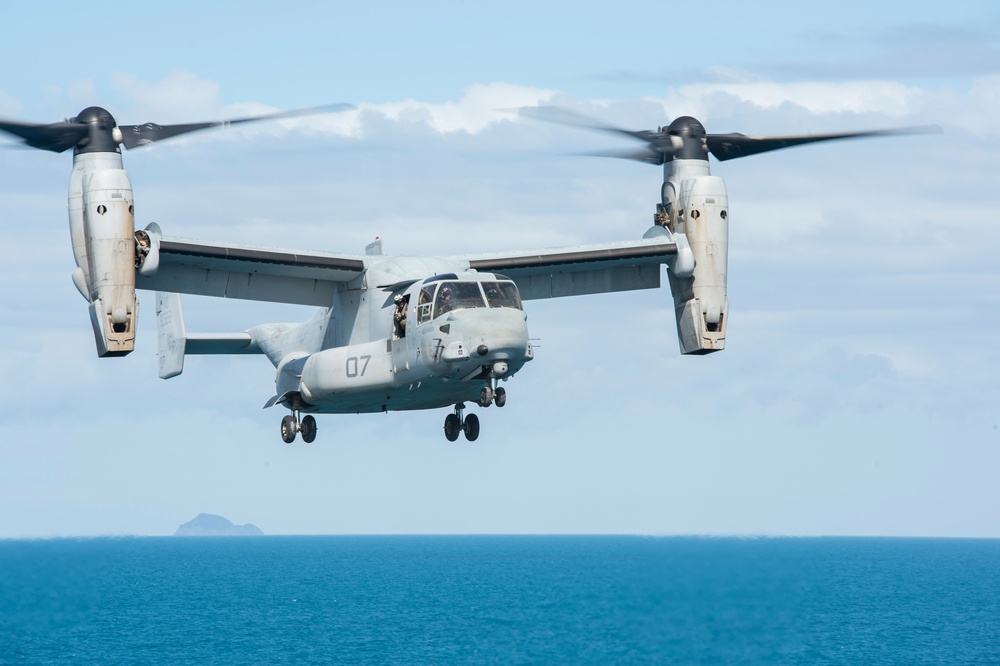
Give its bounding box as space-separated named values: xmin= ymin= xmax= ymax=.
xmin=156 ymin=292 xmax=186 ymax=378
xmin=155 ymin=292 xmax=262 ymax=379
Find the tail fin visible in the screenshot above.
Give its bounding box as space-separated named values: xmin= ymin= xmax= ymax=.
xmin=156 ymin=292 xmax=187 ymax=379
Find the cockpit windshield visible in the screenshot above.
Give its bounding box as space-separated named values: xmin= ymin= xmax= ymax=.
xmin=434 ymin=281 xmax=486 ymax=318
xmin=421 ymin=279 xmax=524 ymax=322
xmin=482 ymin=281 xmax=522 ymax=310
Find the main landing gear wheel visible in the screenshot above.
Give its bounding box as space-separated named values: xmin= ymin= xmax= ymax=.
xmin=463 ymin=413 xmax=480 ymax=441
xmin=281 ymin=415 xmax=297 ymax=444
xmin=444 ymin=403 xmax=481 ymax=442
xmin=280 ymin=411 xmax=317 ymax=444
xmin=444 ymin=413 xmax=461 ymax=442
xmin=300 ymin=415 xmax=317 ymax=444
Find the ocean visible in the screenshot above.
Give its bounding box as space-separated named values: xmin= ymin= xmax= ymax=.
xmin=1 ymin=536 xmax=998 ymax=664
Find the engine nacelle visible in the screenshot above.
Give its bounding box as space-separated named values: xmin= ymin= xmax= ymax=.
xmin=81 ymin=165 xmax=137 ymax=356
xmin=663 ymin=165 xmax=729 ymax=355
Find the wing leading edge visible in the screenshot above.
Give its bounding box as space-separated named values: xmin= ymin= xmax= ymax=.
xmin=136 ymin=225 xmax=677 ymax=306
xmin=458 ymin=236 xmax=677 ymax=300
xmin=135 ymin=224 xmax=367 ymax=306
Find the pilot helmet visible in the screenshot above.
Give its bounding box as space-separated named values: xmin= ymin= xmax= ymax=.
xmin=394 ymin=294 xmax=403 ymax=303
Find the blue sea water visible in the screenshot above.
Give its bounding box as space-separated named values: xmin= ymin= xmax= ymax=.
xmin=1 ymin=536 xmax=998 ymax=664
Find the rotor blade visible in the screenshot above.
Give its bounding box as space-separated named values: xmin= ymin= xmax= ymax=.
xmin=117 ymin=103 xmax=355 ymax=149
xmin=579 ymin=147 xmax=666 ymax=165
xmin=706 ymin=125 xmax=943 ymax=161
xmin=517 ymin=105 xmax=665 ymax=145
xmin=0 ymin=119 xmax=89 ymax=153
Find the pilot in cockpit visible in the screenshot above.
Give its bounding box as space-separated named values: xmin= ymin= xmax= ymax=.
xmin=439 ymin=286 xmax=454 ymax=312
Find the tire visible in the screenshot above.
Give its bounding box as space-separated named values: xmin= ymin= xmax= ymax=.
xmin=494 ymin=387 xmax=506 ymax=408
xmin=300 ymin=415 xmax=317 ymax=443
xmin=479 ymin=386 xmax=493 ymax=408
xmin=280 ymin=415 xmax=297 ymax=444
xmin=463 ymin=413 xmax=480 ymax=442
xmin=444 ymin=413 xmax=461 ymax=442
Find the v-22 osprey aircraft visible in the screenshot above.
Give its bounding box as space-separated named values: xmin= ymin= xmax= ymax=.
xmin=0 ymin=104 xmax=939 ymax=443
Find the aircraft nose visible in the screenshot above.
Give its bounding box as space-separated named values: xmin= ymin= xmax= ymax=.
xmin=470 ymin=311 xmax=530 ymax=363
xmin=447 ymin=308 xmax=529 ymax=363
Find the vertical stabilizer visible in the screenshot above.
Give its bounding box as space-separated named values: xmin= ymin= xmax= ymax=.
xmin=156 ymin=292 xmax=186 ymax=379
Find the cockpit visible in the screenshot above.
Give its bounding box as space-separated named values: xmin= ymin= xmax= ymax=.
xmin=415 ymin=277 xmax=523 ymax=324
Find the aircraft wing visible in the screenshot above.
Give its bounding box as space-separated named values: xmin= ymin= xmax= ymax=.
xmin=456 ymin=236 xmax=677 ymax=300
xmin=135 ymin=224 xmax=367 ymax=306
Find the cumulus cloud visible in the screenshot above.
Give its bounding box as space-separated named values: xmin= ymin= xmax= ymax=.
xmin=99 ymin=69 xmax=1000 ymax=148
xmin=100 ymin=73 xmax=559 ymax=147
xmin=649 ymin=80 xmax=927 ymax=121
xmin=111 ymin=70 xmax=226 ymax=122
xmin=364 ymin=82 xmax=557 ymax=134
xmin=930 ymin=74 xmax=1000 ymax=137
xmin=300 ymin=81 xmax=559 ymax=138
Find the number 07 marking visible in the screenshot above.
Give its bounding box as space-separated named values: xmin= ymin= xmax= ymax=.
xmin=346 ymin=355 xmax=371 ymax=378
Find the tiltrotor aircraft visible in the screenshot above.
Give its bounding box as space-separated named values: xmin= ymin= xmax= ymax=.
xmin=0 ymin=103 xmax=939 ymax=443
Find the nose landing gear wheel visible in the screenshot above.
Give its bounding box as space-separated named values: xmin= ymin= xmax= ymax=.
xmin=280 ymin=415 xmax=297 ymax=443
xmin=444 ymin=413 xmax=462 ymax=442
xmin=300 ymin=415 xmax=317 ymax=443
xmin=479 ymin=386 xmax=494 ymax=407
xmin=494 ymin=387 xmax=506 ymax=407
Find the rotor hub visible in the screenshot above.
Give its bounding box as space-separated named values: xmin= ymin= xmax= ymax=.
xmin=72 ymin=106 xmax=121 ymax=155
xmin=665 ymin=116 xmax=709 ymax=161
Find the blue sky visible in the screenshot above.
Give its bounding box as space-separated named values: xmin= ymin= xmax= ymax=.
xmin=1 ymin=1 xmax=998 ymax=538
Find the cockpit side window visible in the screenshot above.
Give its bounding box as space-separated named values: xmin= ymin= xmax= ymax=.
xmin=416 ymin=286 xmax=435 ymax=324
xmin=483 ymin=281 xmax=522 ymax=310
xmin=433 ymin=281 xmax=486 ymax=319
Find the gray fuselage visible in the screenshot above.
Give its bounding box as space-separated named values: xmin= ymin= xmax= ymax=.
xmin=261 ymin=271 xmax=532 ymax=414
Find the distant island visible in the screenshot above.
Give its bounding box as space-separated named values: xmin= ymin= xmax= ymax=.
xmin=174 ymin=513 xmax=264 ymax=537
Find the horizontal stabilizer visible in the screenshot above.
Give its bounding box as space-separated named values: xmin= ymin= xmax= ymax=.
xmin=186 ymin=333 xmax=259 ymax=355
xmin=156 ymin=292 xmax=263 ymax=379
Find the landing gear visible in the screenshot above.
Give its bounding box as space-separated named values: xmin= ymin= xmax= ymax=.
xmin=464 ymin=413 xmax=480 ymax=441
xmin=478 ymin=381 xmax=507 ymax=408
xmin=444 ymin=403 xmax=480 ymax=442
xmin=444 ymin=413 xmax=462 ymax=442
xmin=280 ymin=411 xmax=318 ymax=444
xmin=281 ymin=415 xmax=297 ymax=444
xmin=300 ymin=415 xmax=317 ymax=444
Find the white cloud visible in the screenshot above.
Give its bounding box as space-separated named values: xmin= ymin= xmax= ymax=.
xmin=308 ymin=82 xmax=558 ymax=138
xmin=111 ymin=70 xmax=226 ymax=122
xmin=928 ymin=74 xmax=1000 ymax=137
xmin=631 ymin=75 xmax=1000 ymax=139
xmin=365 ymin=82 xmax=557 ymax=134
xmin=103 ymin=74 xmax=557 ymax=143
xmin=649 ymin=80 xmax=926 ymax=120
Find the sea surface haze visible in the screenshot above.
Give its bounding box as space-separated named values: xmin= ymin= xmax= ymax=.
xmin=1 ymin=536 xmax=998 ymax=664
